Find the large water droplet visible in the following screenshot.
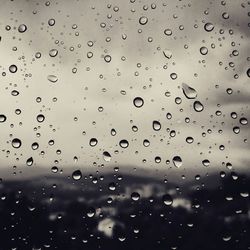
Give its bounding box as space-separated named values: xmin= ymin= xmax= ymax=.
xmin=193 ymin=101 xmax=204 ymax=112
xmin=9 ymin=64 xmax=17 ymax=73
xmin=49 ymin=49 xmax=58 ymax=57
xmin=103 ymin=151 xmax=112 ymax=162
xmin=152 ymin=120 xmax=161 ymax=131
xmin=204 ymin=23 xmax=214 ymax=32
xmin=162 ymin=194 xmax=173 ymax=206
xmin=119 ymin=140 xmax=129 ymax=148
xmin=89 ymin=138 xmax=98 ymax=147
xmin=26 ymin=157 xmax=34 ymax=166
xmin=12 ymin=138 xmax=22 ymax=148
xmin=131 ymin=192 xmax=140 ymax=201
xmin=139 ymin=16 xmax=148 ymax=25
xmin=133 ymin=97 xmax=144 ymax=108
xmin=72 ymin=170 xmax=82 ymax=180
xmin=18 ymin=24 xmax=27 ymax=33
xmin=37 ymin=114 xmax=45 ymax=123
xmin=200 ymin=46 xmax=208 ymax=55
xmin=182 ymin=83 xmax=197 ymax=99
xmin=0 ymin=114 xmax=7 ymax=122
xmin=172 ymin=156 xmax=182 ymax=168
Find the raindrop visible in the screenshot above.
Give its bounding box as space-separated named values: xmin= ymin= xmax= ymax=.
xmin=182 ymin=83 xmax=197 ymax=99
xmin=103 ymin=151 xmax=112 ymax=162
xmin=26 ymin=157 xmax=33 ymax=166
xmin=48 ymin=18 xmax=55 ymax=26
xmin=200 ymin=46 xmax=208 ymax=55
xmin=163 ymin=50 xmax=172 ymax=59
xmin=204 ymin=23 xmax=214 ymax=32
xmin=162 ymin=194 xmax=173 ymax=206
xmin=131 ymin=192 xmax=140 ymax=201
xmin=139 ymin=16 xmax=148 ymax=25
xmin=0 ymin=115 xmax=6 ymax=122
xmin=152 ymin=120 xmax=161 ymax=131
xmin=247 ymin=68 xmax=250 ymax=78
xmin=12 ymin=138 xmax=22 ymax=148
xmin=9 ymin=64 xmax=17 ymax=73
xmin=202 ymin=159 xmax=210 ymax=167
xmin=89 ymin=138 xmax=98 ymax=147
xmin=172 ymin=156 xmax=182 ymax=168
xmin=37 ymin=114 xmax=45 ymax=123
xmin=119 ymin=140 xmax=129 ymax=148
xmin=133 ymin=97 xmax=144 ymax=108
xmin=49 ymin=49 xmax=58 ymax=57
xmin=72 ymin=170 xmax=82 ymax=180
xmin=47 ymin=75 xmax=58 ymax=83
xmin=104 ymin=55 xmax=112 ymax=63
xmin=18 ymin=24 xmax=27 ymax=33
xmin=193 ymin=101 xmax=204 ymax=112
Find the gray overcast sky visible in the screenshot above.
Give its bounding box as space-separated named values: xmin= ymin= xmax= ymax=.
xmin=0 ymin=0 xmax=249 ymax=179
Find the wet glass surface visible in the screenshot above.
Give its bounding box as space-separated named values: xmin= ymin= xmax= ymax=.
xmin=0 ymin=0 xmax=250 ymax=249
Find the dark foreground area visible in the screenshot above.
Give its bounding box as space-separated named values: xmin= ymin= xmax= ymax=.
xmin=0 ymin=171 xmax=250 ymax=250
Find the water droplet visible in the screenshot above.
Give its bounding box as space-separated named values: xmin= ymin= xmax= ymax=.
xmin=49 ymin=49 xmax=58 ymax=57
xmin=87 ymin=207 xmax=95 ymax=217
xmin=172 ymin=156 xmax=182 ymax=168
xmin=164 ymin=29 xmax=172 ymax=36
xmin=0 ymin=114 xmax=7 ymax=122
xmin=200 ymin=46 xmax=208 ymax=55
xmin=162 ymin=194 xmax=173 ymax=206
xmin=89 ymin=138 xmax=98 ymax=147
xmin=26 ymin=157 xmax=33 ymax=166
xmin=18 ymin=24 xmax=27 ymax=33
xmin=139 ymin=16 xmax=148 ymax=25
xmin=193 ymin=101 xmax=204 ymax=112
xmin=131 ymin=192 xmax=140 ymax=201
xmin=204 ymin=23 xmax=214 ymax=32
xmin=152 ymin=120 xmax=161 ymax=131
xmin=9 ymin=64 xmax=17 ymax=73
xmin=119 ymin=139 xmax=129 ymax=148
xmin=48 ymin=18 xmax=55 ymax=26
xmin=163 ymin=49 xmax=172 ymax=59
xmin=202 ymin=159 xmax=210 ymax=167
xmin=12 ymin=138 xmax=22 ymax=148
xmin=133 ymin=97 xmax=144 ymax=108
xmin=240 ymin=117 xmax=248 ymax=125
xmin=47 ymin=75 xmax=58 ymax=83
xmin=182 ymin=83 xmax=197 ymax=99
xmin=103 ymin=151 xmax=112 ymax=162
xmin=247 ymin=68 xmax=250 ymax=78
xmin=104 ymin=55 xmax=111 ymax=63
xmin=37 ymin=114 xmax=45 ymax=123
xmin=31 ymin=142 xmax=39 ymax=150
xmin=72 ymin=170 xmax=82 ymax=180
